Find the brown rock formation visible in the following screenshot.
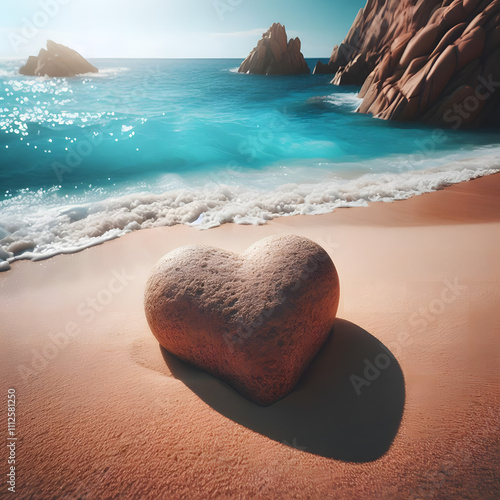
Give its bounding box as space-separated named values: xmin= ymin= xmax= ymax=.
xmin=316 ymin=0 xmax=500 ymax=128
xmin=239 ymin=23 xmax=310 ymax=75
xmin=144 ymin=235 xmax=340 ymax=406
xmin=20 ymin=40 xmax=98 ymax=77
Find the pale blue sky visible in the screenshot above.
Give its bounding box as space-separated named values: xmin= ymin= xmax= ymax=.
xmin=1 ymin=0 xmax=366 ymax=59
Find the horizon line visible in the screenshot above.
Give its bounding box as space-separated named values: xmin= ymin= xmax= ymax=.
xmin=0 ymin=56 xmax=332 ymax=61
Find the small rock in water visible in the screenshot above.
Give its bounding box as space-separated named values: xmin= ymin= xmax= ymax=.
xmin=19 ymin=40 xmax=98 ymax=77
xmin=238 ymin=23 xmax=310 ymax=76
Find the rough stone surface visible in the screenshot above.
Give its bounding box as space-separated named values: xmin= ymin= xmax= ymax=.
xmin=238 ymin=23 xmax=310 ymax=75
xmin=20 ymin=40 xmax=98 ymax=77
xmin=315 ymin=0 xmax=500 ymax=128
xmin=144 ymin=235 xmax=340 ymax=406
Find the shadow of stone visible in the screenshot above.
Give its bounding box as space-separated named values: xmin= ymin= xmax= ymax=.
xmin=162 ymin=318 xmax=405 ymax=462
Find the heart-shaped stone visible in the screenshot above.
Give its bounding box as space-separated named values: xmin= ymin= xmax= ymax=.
xmin=144 ymin=235 xmax=340 ymax=405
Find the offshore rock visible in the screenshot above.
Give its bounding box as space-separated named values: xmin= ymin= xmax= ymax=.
xmin=20 ymin=40 xmax=98 ymax=77
xmin=239 ymin=23 xmax=310 ymax=75
xmin=316 ymin=0 xmax=500 ymax=128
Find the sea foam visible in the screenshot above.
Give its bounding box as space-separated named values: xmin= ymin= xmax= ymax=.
xmin=1 ymin=157 xmax=498 ymax=269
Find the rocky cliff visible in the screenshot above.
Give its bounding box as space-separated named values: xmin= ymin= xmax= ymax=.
xmin=316 ymin=0 xmax=500 ymax=128
xmin=239 ymin=23 xmax=310 ymax=75
xmin=20 ymin=40 xmax=98 ymax=77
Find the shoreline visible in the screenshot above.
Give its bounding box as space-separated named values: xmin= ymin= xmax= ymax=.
xmin=3 ymin=170 xmax=500 ymax=273
xmin=1 ymin=172 xmax=499 ymax=498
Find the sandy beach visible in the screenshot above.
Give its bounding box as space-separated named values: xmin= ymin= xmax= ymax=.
xmin=1 ymin=173 xmax=499 ymax=499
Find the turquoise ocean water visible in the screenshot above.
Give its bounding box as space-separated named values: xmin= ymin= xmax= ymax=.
xmin=1 ymin=58 xmax=499 ymax=268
